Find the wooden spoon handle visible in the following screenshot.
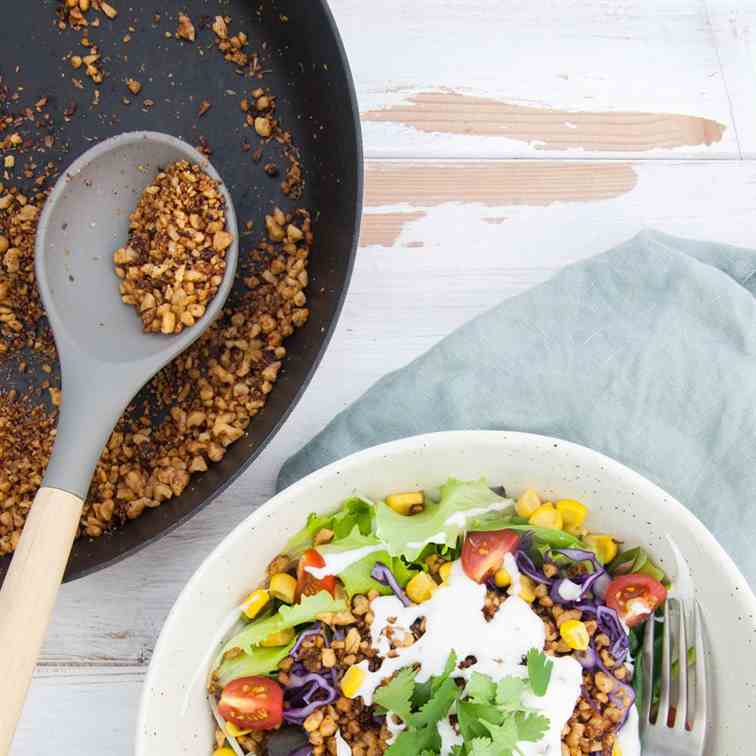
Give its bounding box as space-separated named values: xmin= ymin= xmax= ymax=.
xmin=0 ymin=487 xmax=83 ymax=755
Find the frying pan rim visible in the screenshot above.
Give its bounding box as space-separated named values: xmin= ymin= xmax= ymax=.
xmin=0 ymin=0 xmax=363 ymax=584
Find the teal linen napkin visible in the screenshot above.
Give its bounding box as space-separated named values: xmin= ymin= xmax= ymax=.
xmin=278 ymin=230 xmax=756 ymax=585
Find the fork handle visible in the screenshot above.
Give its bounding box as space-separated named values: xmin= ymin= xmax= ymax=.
xmin=0 ymin=487 xmax=83 ymax=755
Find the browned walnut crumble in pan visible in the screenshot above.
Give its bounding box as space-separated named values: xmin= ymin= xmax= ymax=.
xmin=0 ymin=2 xmax=311 ymax=556
xmin=114 ymin=160 xmax=232 ymax=335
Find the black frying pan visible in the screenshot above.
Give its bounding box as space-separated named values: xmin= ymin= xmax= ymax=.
xmin=0 ymin=0 xmax=362 ymax=581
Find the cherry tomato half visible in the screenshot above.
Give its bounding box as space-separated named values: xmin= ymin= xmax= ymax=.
xmin=605 ymin=573 xmax=667 ymax=627
xmin=296 ymin=548 xmax=337 ymax=599
xmin=461 ymin=529 xmax=521 ymax=583
xmin=218 ymin=676 xmax=283 ymax=731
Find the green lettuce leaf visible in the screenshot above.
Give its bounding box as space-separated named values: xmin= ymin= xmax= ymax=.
xmin=216 ymin=640 xmax=295 ymax=686
xmin=468 ymin=512 xmax=589 ymax=550
xmin=339 ymin=551 xmax=418 ymax=597
xmin=221 ymin=591 xmax=345 ymax=655
xmin=315 ymin=525 xmax=418 ymax=597
xmin=608 ymin=546 xmax=666 ymax=582
xmin=284 ymin=496 xmax=375 ymax=558
xmin=375 ymin=478 xmax=507 ymax=561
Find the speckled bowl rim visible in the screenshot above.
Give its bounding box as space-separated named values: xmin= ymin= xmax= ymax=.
xmin=136 ymin=431 xmax=756 ymax=755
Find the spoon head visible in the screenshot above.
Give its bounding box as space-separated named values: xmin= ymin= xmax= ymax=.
xmin=36 ymin=131 xmax=238 ymax=370
xmin=35 ymin=131 xmax=239 ymax=496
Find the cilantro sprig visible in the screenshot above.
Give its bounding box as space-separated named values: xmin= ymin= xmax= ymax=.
xmin=373 ymin=649 xmax=553 ymax=756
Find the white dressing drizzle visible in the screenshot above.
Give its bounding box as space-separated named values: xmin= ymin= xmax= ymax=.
xmin=305 ymin=544 xmax=384 ymax=579
xmin=335 ymin=729 xmax=352 ymax=756
xmin=385 ymin=715 xmax=406 ymax=745
xmin=443 ymin=498 xmax=513 ymax=528
xmin=354 ymin=562 xmax=583 ymax=755
xmin=615 ymin=704 xmax=641 ymax=755
xmin=503 ymin=551 xmax=521 ymax=597
xmin=557 ymin=578 xmax=583 ymax=602
xmin=407 ymin=497 xmax=514 ymax=551
xmin=437 ymin=716 xmax=463 ymax=756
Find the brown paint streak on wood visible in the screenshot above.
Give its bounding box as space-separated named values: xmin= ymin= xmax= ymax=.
xmin=364 ymin=161 xmax=637 ymax=209
xmin=360 ymin=210 xmax=426 ymax=248
xmin=362 ymin=92 xmax=726 ymax=151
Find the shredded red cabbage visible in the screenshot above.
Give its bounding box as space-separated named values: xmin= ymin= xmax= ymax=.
xmin=597 ymin=605 xmax=629 ymax=663
xmin=289 ymin=747 xmax=313 ymax=756
xmin=284 ymin=671 xmax=338 ymax=723
xmin=581 ymin=683 xmax=602 ymax=713
xmin=371 ymin=562 xmax=411 ymax=607
xmin=290 ymin=623 xmax=324 ymax=659
xmin=554 ymin=547 xmax=601 ymax=570
xmin=595 ymin=655 xmax=636 ymax=730
xmin=575 ymin=646 xmax=597 ymax=669
xmin=592 ymin=572 xmax=610 ymax=600
xmin=515 ymin=551 xmax=553 ymax=585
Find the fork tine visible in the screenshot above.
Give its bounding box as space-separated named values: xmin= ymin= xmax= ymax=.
xmin=675 ymin=598 xmax=689 ymax=730
xmin=658 ymin=600 xmax=672 ymax=723
xmin=693 ymin=601 xmax=708 ymax=731
xmin=641 ymin=608 xmax=655 ymax=723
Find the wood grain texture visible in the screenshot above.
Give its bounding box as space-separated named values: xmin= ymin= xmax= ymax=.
xmin=361 ymin=161 xmax=639 ymax=247
xmin=705 ymin=0 xmax=756 ymax=158
xmin=362 ymin=92 xmax=727 ymax=151
xmin=330 ymin=0 xmax=742 ymax=158
xmin=364 ymin=161 xmax=638 ymax=207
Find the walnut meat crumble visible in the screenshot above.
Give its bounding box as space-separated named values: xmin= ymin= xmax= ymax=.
xmin=113 ymin=160 xmax=233 ymax=335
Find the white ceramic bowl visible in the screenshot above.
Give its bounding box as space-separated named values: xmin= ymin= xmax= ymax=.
xmin=136 ymin=431 xmax=756 ymax=755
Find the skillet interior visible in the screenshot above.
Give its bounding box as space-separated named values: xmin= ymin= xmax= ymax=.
xmin=0 ymin=0 xmax=362 ymax=581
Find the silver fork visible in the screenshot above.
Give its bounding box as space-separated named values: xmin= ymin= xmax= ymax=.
xmin=640 ymin=598 xmax=708 ymax=755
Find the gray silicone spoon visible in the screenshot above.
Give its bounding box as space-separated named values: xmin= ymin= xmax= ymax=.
xmin=0 ymin=131 xmax=238 ymax=753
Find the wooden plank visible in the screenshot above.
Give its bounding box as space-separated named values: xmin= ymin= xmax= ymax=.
xmin=328 ymin=0 xmax=741 ymax=158
xmin=705 ymin=0 xmax=756 ymax=157
xmin=362 ymin=93 xmax=727 ymax=152
xmin=14 ymin=667 xmax=144 ymax=755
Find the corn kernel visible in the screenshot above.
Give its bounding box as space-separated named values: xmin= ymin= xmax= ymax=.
xmin=341 ymin=665 xmax=366 ymax=698
xmin=260 ymin=627 xmax=295 ymax=647
xmin=560 ymin=619 xmax=590 ymax=651
xmin=514 ymin=574 xmax=536 ymax=603
xmin=584 ymin=534 xmax=618 ymax=564
xmin=439 ymin=561 xmax=453 ymax=584
xmin=406 ymin=572 xmax=438 ymax=604
xmin=269 ymin=573 xmax=297 ymax=604
xmin=225 ymin=722 xmax=252 ymax=737
xmin=214 ymin=749 xmax=237 ymax=756
xmin=515 ymin=488 xmax=541 ymax=518
xmin=528 ymin=505 xmax=564 ymax=530
xmin=241 ymin=589 xmax=270 ymax=619
xmin=494 ymin=568 xmax=511 ymax=588
xmin=556 ymin=499 xmax=588 ymax=527
xmin=386 ymin=491 xmax=424 ymax=515
xmin=566 ymin=523 xmax=588 ymax=538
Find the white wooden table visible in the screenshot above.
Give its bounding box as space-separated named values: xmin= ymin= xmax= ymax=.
xmin=15 ymin=1 xmax=756 ymax=752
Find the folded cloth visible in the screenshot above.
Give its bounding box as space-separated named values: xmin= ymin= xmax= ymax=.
xmin=278 ymin=230 xmax=756 ymax=585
